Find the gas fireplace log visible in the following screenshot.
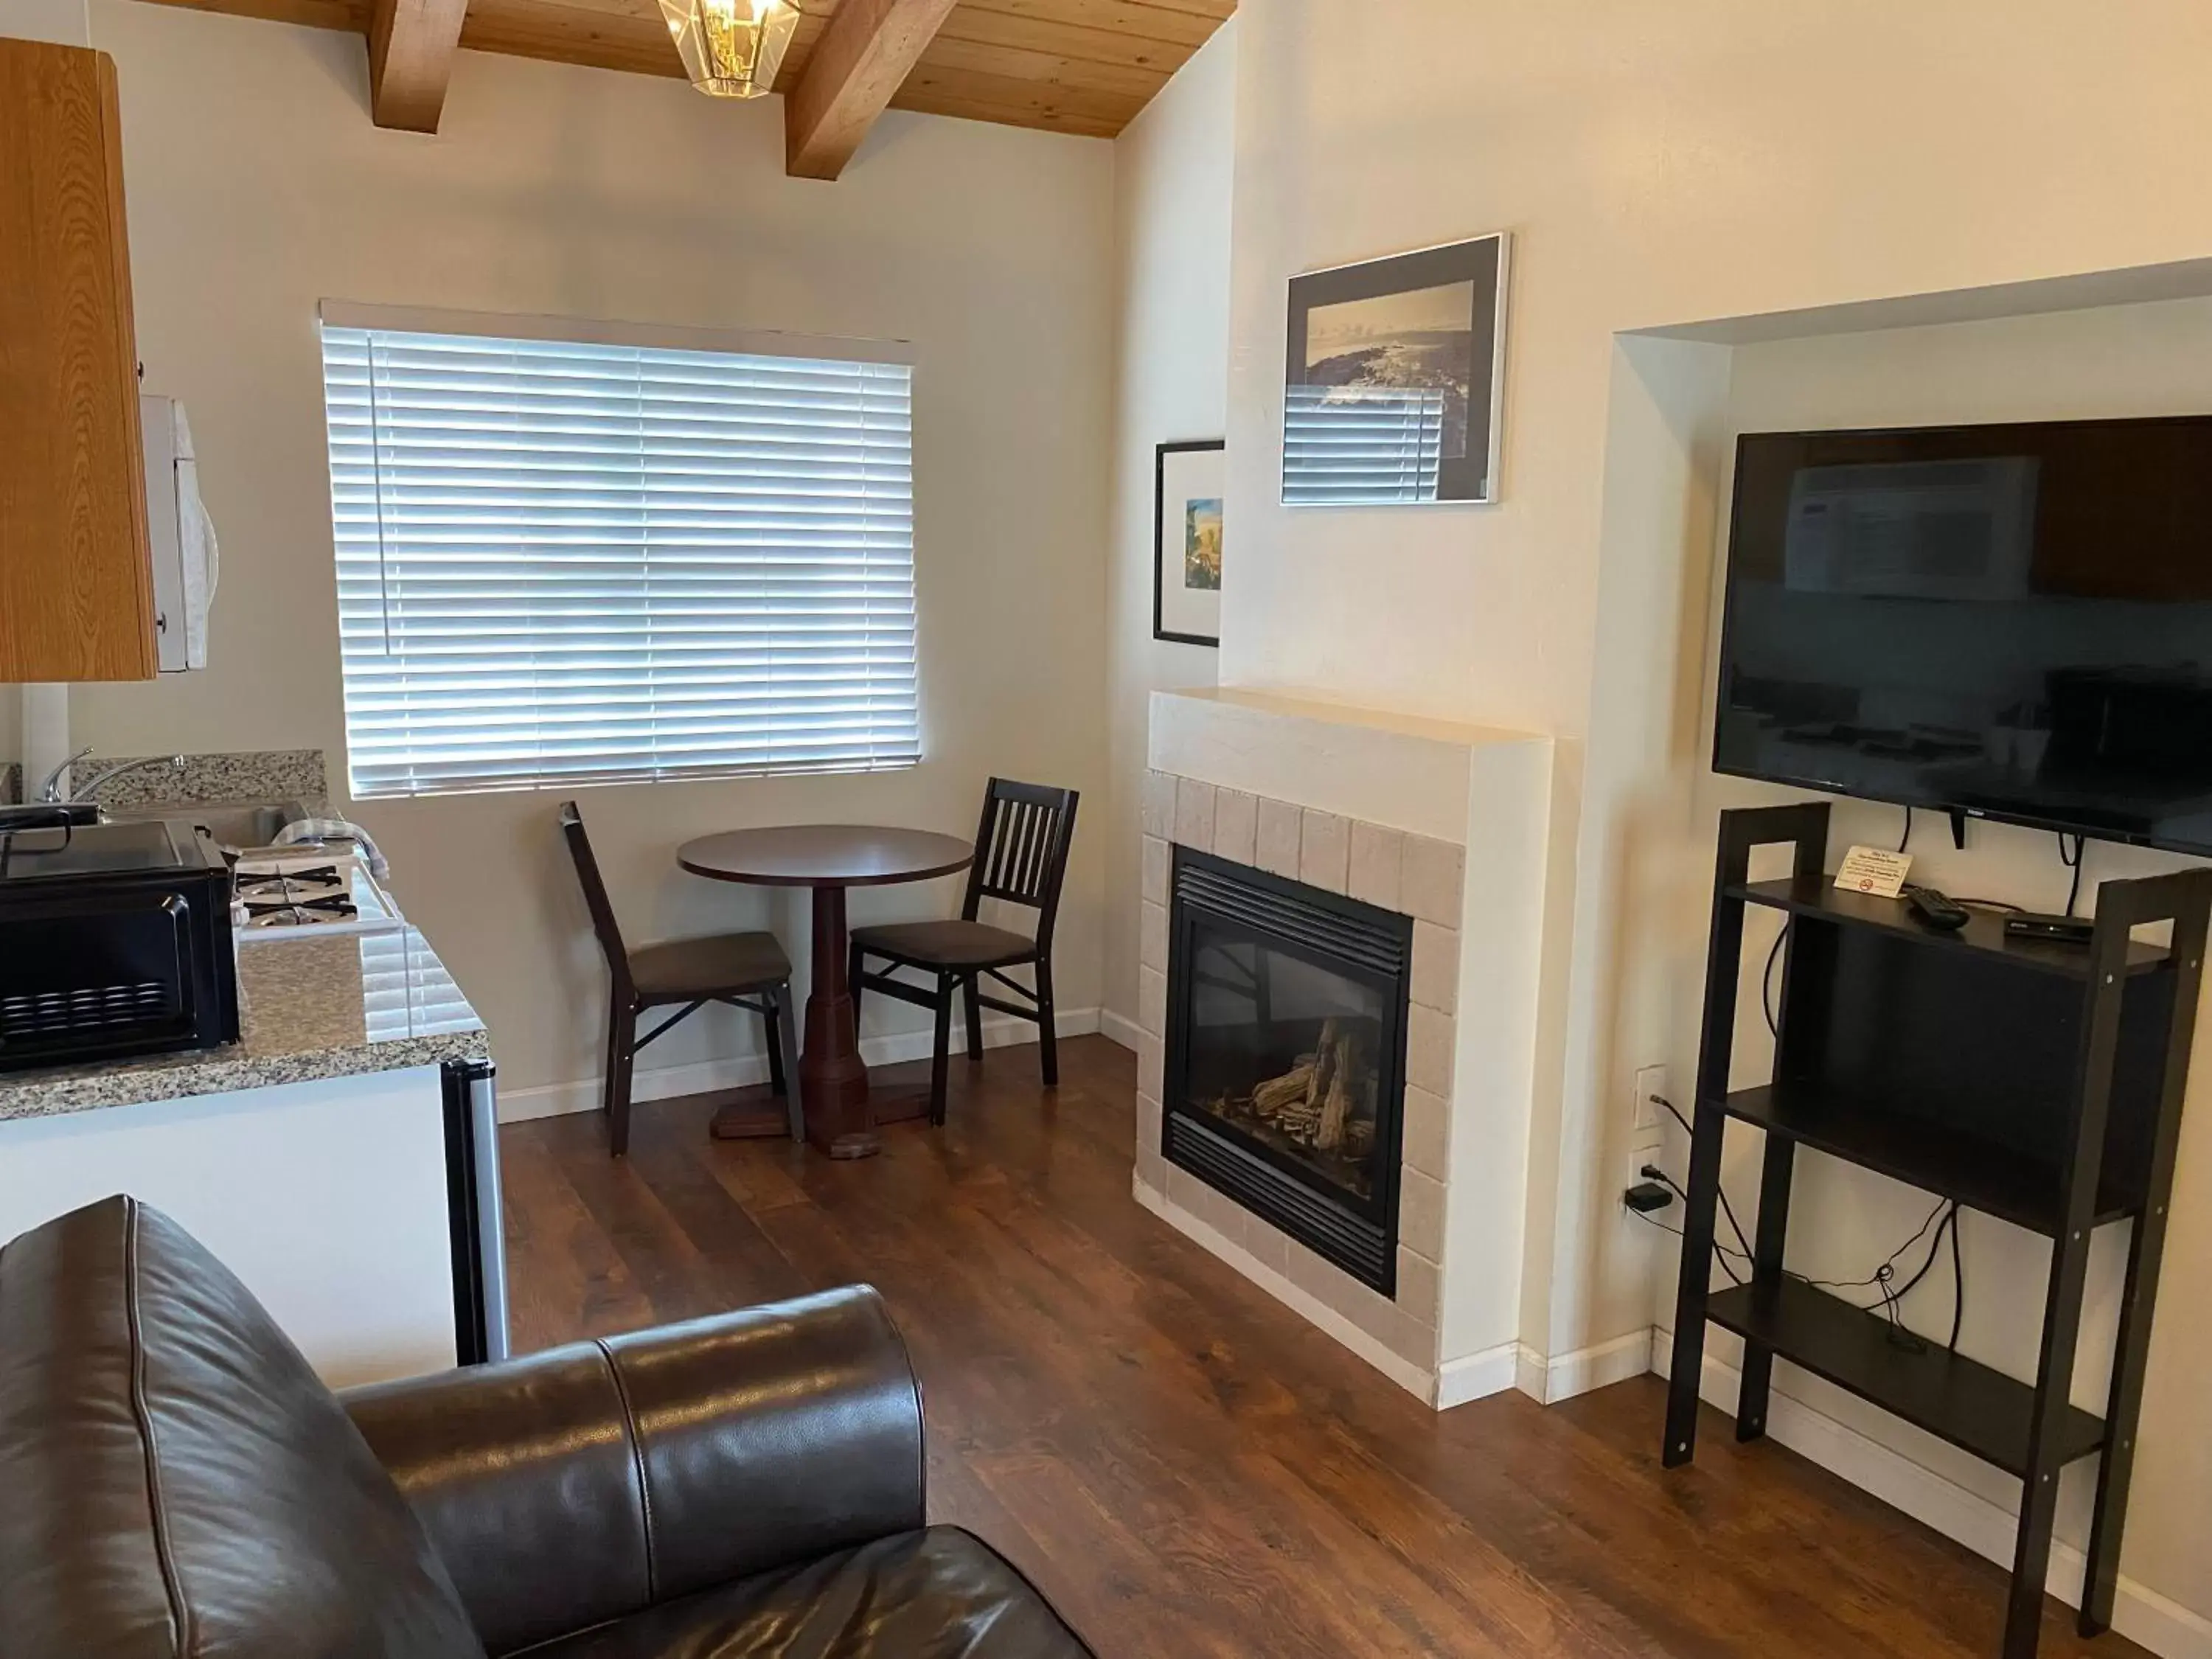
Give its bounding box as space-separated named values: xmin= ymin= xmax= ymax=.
xmin=1251 ymin=1065 xmax=1317 ymax=1116
xmin=1315 ymin=1029 xmax=1360 ymax=1152
xmin=1307 ymin=1018 xmax=1342 ymax=1109
xmin=1315 ymin=1071 xmax=1350 ymax=1150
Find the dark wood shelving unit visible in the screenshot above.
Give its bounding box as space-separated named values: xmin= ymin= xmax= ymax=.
xmin=1663 ymin=802 xmax=2211 ymax=1659
xmin=1704 ymin=1279 xmax=2107 ymax=1478
xmin=1731 ymin=875 xmax=2177 ymax=978
xmin=1712 ymin=1081 xmax=2138 ymax=1237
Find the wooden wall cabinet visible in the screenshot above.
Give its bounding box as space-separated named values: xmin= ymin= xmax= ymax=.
xmin=0 ymin=38 xmax=156 ymax=684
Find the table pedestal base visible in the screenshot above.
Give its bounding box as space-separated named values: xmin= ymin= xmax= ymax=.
xmin=801 ymin=886 xmax=880 ymax=1160
xmin=707 ymin=1096 xmax=790 ymax=1140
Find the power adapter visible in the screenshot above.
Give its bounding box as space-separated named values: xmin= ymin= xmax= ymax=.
xmin=1624 ymin=1180 xmax=1674 ymax=1214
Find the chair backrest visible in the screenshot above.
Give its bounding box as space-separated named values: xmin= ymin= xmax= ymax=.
xmin=962 ymin=778 xmax=1079 ymax=945
xmin=560 ymin=801 xmax=630 ymax=990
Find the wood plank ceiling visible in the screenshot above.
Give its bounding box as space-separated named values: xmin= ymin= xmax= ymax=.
xmin=132 ymin=0 xmax=1233 ymax=151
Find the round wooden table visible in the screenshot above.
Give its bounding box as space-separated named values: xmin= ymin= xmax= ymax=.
xmin=678 ymin=825 xmax=973 ymax=1160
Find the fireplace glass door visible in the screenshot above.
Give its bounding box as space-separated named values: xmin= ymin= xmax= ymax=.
xmin=1183 ymin=921 xmax=1391 ymax=1206
xmin=1163 ymin=848 xmax=1411 ymax=1290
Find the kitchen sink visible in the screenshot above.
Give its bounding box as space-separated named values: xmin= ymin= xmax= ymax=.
xmin=98 ymin=799 xmax=317 ymax=852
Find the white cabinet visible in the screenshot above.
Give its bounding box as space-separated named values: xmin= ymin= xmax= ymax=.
xmin=0 ymin=1066 xmax=459 ymax=1387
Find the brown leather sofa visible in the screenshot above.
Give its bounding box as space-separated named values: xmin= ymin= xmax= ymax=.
xmin=0 ymin=1195 xmax=1095 ymax=1658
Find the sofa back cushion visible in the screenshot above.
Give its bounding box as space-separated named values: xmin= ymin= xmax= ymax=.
xmin=0 ymin=1195 xmax=484 ymax=1659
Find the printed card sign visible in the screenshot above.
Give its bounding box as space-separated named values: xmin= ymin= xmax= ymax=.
xmin=1834 ymin=846 xmax=1913 ymax=900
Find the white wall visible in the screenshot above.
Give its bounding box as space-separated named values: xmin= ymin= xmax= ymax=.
xmin=1217 ymin=0 xmax=2212 ymax=1641
xmin=58 ymin=1 xmax=1116 ymax=1103
xmin=0 ymin=0 xmax=85 ymax=44
xmin=1099 ymin=20 xmax=1234 ymax=1040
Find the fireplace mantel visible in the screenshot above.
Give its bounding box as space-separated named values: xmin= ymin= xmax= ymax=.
xmin=1135 ymin=686 xmax=1555 ymax=1409
xmin=1148 ymin=687 xmax=1541 ymax=845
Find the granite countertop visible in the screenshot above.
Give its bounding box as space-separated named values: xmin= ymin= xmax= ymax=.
xmin=0 ymin=928 xmax=488 ymax=1123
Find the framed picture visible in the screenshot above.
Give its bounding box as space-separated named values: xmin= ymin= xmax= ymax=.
xmin=1281 ymin=231 xmax=1510 ymax=507
xmin=1154 ymin=439 xmax=1225 ymax=646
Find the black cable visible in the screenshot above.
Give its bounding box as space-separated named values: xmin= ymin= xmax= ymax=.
xmin=1948 ymin=1206 xmax=1964 ymax=1352
xmin=1897 ymin=805 xmax=1913 ymax=855
xmin=1645 ymin=1164 xmax=1756 ymax=1265
xmin=1759 ymin=925 xmax=1786 ymax=1037
xmin=1882 ymin=1203 xmax=1956 ymax=1301
xmin=1648 ymin=1090 xmax=1968 ymax=1340
xmin=1798 ymin=1198 xmax=1950 ymax=1296
xmin=2059 ymin=831 xmax=2087 ymax=917
xmin=1649 ymin=1099 xmax=1756 ymax=1263
xmin=1626 ymin=1203 xmax=1748 ymax=1285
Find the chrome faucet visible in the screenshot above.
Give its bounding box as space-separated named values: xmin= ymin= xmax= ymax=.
xmin=38 ymin=748 xmax=187 ymax=804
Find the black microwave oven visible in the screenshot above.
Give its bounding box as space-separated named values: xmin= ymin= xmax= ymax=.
xmin=0 ymin=820 xmax=239 ymax=1074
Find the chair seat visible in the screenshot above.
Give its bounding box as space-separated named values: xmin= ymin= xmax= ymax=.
xmin=526 ymin=1527 xmax=1093 ymax=1658
xmin=631 ymin=931 xmax=792 ymax=1000
xmin=854 ymin=919 xmax=1037 ymax=970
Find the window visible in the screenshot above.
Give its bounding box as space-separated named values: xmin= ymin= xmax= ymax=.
xmin=317 ymin=310 xmax=918 ymax=798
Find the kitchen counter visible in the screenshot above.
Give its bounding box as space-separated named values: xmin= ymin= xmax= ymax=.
xmin=0 ymin=928 xmax=487 ymax=1122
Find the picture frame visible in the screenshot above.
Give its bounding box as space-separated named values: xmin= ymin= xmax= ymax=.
xmin=1154 ymin=439 xmax=1225 ymax=647
xmin=1281 ymin=231 xmax=1511 ymax=507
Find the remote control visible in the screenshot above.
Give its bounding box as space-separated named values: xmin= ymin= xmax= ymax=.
xmin=1904 ymin=884 xmax=1971 ymax=931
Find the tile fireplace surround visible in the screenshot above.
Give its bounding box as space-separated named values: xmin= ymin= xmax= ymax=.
xmin=1135 ymin=689 xmax=1555 ymax=1408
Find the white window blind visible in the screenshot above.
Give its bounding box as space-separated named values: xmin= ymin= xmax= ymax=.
xmin=1281 ymin=384 xmax=1446 ymax=505
xmin=319 ymin=319 xmax=919 ymax=799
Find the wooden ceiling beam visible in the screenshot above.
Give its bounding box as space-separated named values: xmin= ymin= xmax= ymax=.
xmin=783 ymin=0 xmax=961 ymax=180
xmin=369 ymin=0 xmax=471 ymax=131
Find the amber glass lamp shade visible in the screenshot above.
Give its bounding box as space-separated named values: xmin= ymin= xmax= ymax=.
xmin=659 ymin=0 xmax=799 ymax=98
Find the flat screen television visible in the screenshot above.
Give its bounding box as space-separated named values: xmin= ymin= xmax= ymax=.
xmin=1714 ymin=414 xmax=2212 ymax=856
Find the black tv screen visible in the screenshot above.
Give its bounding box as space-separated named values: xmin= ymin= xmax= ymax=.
xmin=1714 ymin=415 xmax=2212 ymax=856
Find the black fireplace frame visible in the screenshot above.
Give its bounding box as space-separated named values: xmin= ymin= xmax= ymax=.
xmin=1162 ymin=846 xmax=1411 ymax=1294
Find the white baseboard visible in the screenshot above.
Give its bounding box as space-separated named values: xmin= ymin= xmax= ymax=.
xmin=1652 ymin=1327 xmax=2212 ymax=1659
xmin=1503 ymin=1328 xmax=1656 ymax=1406
xmin=498 ymin=1006 xmax=1100 ymax=1124
xmin=1435 ymin=1343 xmax=1521 ymax=1409
xmin=1432 ymin=1329 xmax=1657 ymax=1411
xmin=1098 ymin=1009 xmax=1144 ymax=1053
xmin=1131 ymin=1175 xmax=1438 ymax=1406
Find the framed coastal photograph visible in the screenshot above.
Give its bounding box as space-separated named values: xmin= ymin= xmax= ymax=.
xmin=1281 ymin=231 xmax=1510 ymax=507
xmin=1154 ymin=439 xmax=1225 ymax=646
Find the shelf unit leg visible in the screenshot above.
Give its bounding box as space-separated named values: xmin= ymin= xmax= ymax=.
xmin=1663 ymin=1099 xmax=1726 ymax=1467
xmin=2079 ymin=1214 xmax=2149 ymax=1637
xmin=2005 ymin=1449 xmax=2063 ymax=1659
xmin=2081 ymin=886 xmax=2208 ymax=1634
xmin=1735 ymin=1137 xmax=1795 ymax=1444
xmin=2007 ymin=900 xmax=2142 ymax=1659
xmin=1664 ymin=801 xmax=1826 ymax=1472
xmin=2008 ymin=1209 xmax=2107 ymax=1658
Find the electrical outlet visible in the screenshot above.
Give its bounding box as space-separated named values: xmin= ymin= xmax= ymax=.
xmin=1629 ymin=1063 xmax=1667 ymax=1186
xmin=1632 ymin=1065 xmax=1669 ymax=1135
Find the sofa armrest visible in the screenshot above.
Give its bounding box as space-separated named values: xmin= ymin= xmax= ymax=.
xmin=341 ymin=1285 xmax=924 ymax=1656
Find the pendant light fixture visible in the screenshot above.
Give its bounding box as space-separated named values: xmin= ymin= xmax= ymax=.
xmin=659 ymin=0 xmax=801 ymax=100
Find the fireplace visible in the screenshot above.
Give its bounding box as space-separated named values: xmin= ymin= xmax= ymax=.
xmin=1162 ymin=847 xmax=1411 ymax=1293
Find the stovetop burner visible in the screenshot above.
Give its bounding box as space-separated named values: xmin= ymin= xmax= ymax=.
xmin=234 ymin=862 xmax=363 ymax=929
xmin=229 ymin=849 xmax=405 ymax=941
xmin=236 ymin=865 xmax=341 ymax=894
xmin=243 ymin=892 xmax=359 ymax=925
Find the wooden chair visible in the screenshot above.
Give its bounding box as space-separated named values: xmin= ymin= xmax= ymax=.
xmin=849 ymin=778 xmax=1079 ymax=1126
xmin=560 ymin=801 xmax=801 ymax=1157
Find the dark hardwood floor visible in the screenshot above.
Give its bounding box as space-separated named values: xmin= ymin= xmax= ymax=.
xmin=500 ymin=1034 xmax=2144 ymax=1659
